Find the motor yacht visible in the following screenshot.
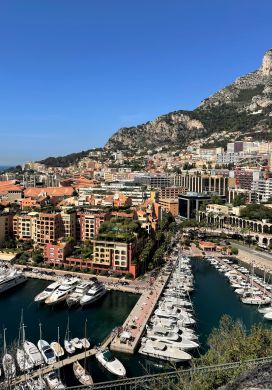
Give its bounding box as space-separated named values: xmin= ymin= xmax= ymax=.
xmin=34 ymin=281 xmax=61 ymax=303
xmin=264 ymin=310 xmax=272 ymax=320
xmin=139 ymin=339 xmax=191 ymax=362
xmin=96 ymin=349 xmax=126 ymax=377
xmin=80 ymin=282 xmax=107 ymax=306
xmin=0 ymin=268 xmax=27 ymax=294
xmin=37 ymin=340 xmax=56 ymax=364
xmin=45 ymin=278 xmax=79 ymax=306
xmin=66 ymin=281 xmax=93 ymax=306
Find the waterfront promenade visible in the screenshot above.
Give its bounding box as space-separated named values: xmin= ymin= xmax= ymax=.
xmin=14 ymin=264 xmax=142 ymax=294
xmin=111 ymin=268 xmax=171 ymax=354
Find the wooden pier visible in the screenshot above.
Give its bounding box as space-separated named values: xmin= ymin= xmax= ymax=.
xmin=1 ymin=334 xmax=114 ymax=388
xmin=110 ymin=269 xmax=171 ymax=354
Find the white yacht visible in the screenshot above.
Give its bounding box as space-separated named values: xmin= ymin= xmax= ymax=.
xmin=96 ymin=349 xmax=126 ymax=377
xmin=34 ymin=281 xmax=61 ymax=303
xmin=66 ymin=281 xmax=93 ymax=306
xmin=37 ymin=340 xmax=56 ymax=364
xmin=71 ymin=338 xmax=83 ymax=350
xmin=45 ymin=371 xmax=65 ymax=389
xmin=0 ymin=269 xmax=27 ymax=294
xmin=23 ymin=341 xmax=43 ymax=367
xmin=80 ymin=282 xmax=107 ymax=306
xmin=45 ymin=278 xmax=79 ymax=306
xmin=139 ymin=339 xmax=191 ymax=362
xmin=264 ymin=310 xmax=272 ymax=320
xmin=146 ymin=328 xmax=199 ymax=350
xmin=241 ymin=295 xmax=271 ymax=305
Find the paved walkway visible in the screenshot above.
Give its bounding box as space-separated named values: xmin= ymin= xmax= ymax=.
xmin=111 ymin=270 xmax=170 ymax=354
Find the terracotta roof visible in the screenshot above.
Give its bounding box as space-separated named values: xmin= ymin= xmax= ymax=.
xmin=24 ymin=187 xmax=74 ymax=198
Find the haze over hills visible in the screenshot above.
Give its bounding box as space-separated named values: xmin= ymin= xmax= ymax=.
xmin=39 ymin=49 xmax=272 ymax=167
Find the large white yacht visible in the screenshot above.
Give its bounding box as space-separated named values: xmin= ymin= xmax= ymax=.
xmin=66 ymin=281 xmax=93 ymax=306
xmin=139 ymin=339 xmax=191 ymax=363
xmin=34 ymin=281 xmax=61 ymax=303
xmin=0 ymin=269 xmax=27 ymax=294
xmin=45 ymin=278 xmax=79 ymax=306
xmin=80 ymin=282 xmax=107 ymax=306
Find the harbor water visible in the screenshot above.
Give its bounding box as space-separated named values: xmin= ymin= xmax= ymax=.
xmin=0 ymin=258 xmax=271 ymax=385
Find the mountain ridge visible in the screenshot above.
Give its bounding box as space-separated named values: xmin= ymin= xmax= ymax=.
xmin=38 ymin=49 xmax=272 ymax=166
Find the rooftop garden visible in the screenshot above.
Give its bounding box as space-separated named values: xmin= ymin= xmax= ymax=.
xmin=96 ymin=217 xmax=146 ymax=242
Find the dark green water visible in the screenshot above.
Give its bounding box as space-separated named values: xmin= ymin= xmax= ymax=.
xmin=190 ymin=257 xmax=272 ymax=351
xmin=0 ymin=260 xmax=271 ymax=385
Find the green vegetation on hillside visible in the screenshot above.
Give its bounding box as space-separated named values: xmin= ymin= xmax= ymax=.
xmin=240 ymin=204 xmax=272 ymax=222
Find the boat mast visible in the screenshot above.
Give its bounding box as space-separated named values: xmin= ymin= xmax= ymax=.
xmin=84 ymin=319 xmax=87 ymax=370
xmin=57 ymin=326 xmax=60 ymax=377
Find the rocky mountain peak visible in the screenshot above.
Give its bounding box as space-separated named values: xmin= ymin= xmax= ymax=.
xmin=261 ymin=49 xmax=272 ymax=76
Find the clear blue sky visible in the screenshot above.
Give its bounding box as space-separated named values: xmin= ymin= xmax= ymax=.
xmin=1 ymin=0 xmax=272 ymax=164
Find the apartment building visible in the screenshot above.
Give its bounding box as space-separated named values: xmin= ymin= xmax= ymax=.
xmin=44 ymin=240 xmax=73 ymax=264
xmin=159 ymin=186 xmax=187 ymax=199
xmin=159 ymin=198 xmax=179 ymax=217
xmin=32 ymin=213 xmax=62 ymax=245
xmin=92 ymin=239 xmax=143 ymax=277
xmin=0 ymin=213 xmax=13 ymax=244
xmin=78 ymin=212 xmax=111 ymax=241
xmin=174 ymin=172 xmax=228 ymax=196
xmin=60 ymin=211 xmax=76 ymax=239
xmin=13 ymin=215 xmax=33 ymax=241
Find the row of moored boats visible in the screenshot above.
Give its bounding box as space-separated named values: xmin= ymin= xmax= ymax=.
xmin=34 ymin=277 xmax=107 ymax=306
xmin=139 ymin=253 xmax=199 ymax=363
xmin=206 ymin=256 xmax=272 ymax=320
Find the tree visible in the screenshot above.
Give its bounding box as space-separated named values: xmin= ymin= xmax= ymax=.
xmin=32 ymin=251 xmax=44 ymax=264
xmin=233 ymin=194 xmax=246 ymax=207
xmin=231 ymin=246 xmax=239 ymax=255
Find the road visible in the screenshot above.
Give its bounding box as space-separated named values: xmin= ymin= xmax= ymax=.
xmin=230 ymin=241 xmax=272 ymax=272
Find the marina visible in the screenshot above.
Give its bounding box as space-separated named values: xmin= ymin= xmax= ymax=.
xmin=0 ymin=253 xmax=271 ymax=387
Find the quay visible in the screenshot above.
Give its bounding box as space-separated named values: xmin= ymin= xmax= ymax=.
xmin=3 ymin=334 xmax=114 ymax=388
xmin=110 ymin=268 xmax=171 ymax=354
xmin=14 ymin=265 xmax=142 ymax=295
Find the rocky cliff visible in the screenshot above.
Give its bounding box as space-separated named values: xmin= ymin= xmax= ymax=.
xmin=105 ymin=49 xmax=272 ymax=151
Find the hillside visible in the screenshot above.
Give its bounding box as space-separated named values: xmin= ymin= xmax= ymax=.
xmin=105 ymin=49 xmax=272 ymax=151
xmin=38 ymin=49 xmax=272 ymax=167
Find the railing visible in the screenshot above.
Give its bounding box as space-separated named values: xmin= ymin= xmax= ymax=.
xmin=63 ymin=355 xmax=272 ymax=390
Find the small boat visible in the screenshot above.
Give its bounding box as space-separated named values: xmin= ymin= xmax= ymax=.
xmin=34 ymin=281 xmax=61 ymax=303
xmin=71 ymin=337 xmax=83 ymax=350
xmin=81 ymin=338 xmax=90 ymax=349
xmin=73 ymin=361 xmax=93 ymax=386
xmin=37 ymin=340 xmax=56 ymax=364
xmin=64 ymin=318 xmax=75 ymax=354
xmin=96 ymin=349 xmax=126 ymax=377
xmin=45 ymin=371 xmax=65 ymax=389
xmin=50 ymin=342 xmax=64 ymax=357
xmin=2 ymin=328 xmax=16 ymax=380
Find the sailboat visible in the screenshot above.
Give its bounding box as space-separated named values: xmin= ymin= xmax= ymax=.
xmin=73 ymin=320 xmax=93 ymax=386
xmin=2 ymin=328 xmax=16 ymax=380
xmin=64 ymin=317 xmax=75 ymax=354
xmin=17 ymin=311 xmax=34 ymax=372
xmin=51 ymin=327 xmax=64 ymax=357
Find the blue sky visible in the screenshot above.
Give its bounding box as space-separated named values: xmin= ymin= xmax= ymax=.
xmin=0 ymin=0 xmax=272 ymax=164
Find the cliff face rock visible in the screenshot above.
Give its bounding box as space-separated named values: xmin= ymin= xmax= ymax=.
xmin=106 ymin=49 xmax=272 ymax=151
